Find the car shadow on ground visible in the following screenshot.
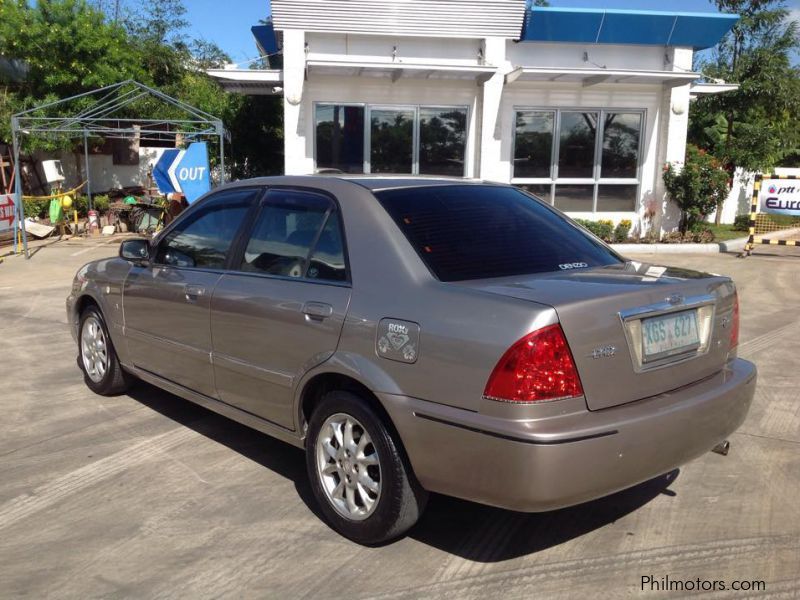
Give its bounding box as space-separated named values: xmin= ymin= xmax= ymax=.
xmin=410 ymin=471 xmax=677 ymax=560
xmin=127 ymin=381 xmax=679 ymax=560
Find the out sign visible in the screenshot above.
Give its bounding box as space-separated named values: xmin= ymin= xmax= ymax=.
xmin=179 ymin=166 xmax=207 ymax=182
xmin=175 ymin=143 xmax=211 ymax=203
xmin=160 ymin=142 xmax=212 ymax=203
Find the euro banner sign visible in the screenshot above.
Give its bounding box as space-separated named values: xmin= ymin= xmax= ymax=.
xmin=744 ymin=173 xmax=800 ymax=255
xmin=759 ymin=179 xmax=800 ymax=216
xmin=0 ymin=194 xmax=17 ymax=233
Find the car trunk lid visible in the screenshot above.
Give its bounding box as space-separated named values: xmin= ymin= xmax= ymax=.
xmin=453 ymin=262 xmax=738 ymax=411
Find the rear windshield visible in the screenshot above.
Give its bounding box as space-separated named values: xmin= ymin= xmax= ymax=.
xmin=375 ymin=185 xmax=622 ymax=282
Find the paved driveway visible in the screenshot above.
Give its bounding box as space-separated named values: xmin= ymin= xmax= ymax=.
xmin=1 ymin=239 xmax=798 ymax=598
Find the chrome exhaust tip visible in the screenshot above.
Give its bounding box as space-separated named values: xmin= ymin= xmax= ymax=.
xmin=712 ymin=440 xmax=730 ymax=456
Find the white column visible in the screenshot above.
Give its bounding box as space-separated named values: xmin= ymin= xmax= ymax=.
xmin=282 ymin=30 xmax=310 ymax=175
xmin=653 ymin=47 xmax=693 ymax=235
xmin=478 ymin=37 xmax=508 ymax=182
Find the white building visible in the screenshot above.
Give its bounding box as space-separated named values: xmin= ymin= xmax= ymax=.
xmin=209 ymin=2 xmax=738 ymax=235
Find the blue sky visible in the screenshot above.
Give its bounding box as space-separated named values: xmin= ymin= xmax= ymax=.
xmin=184 ymin=0 xmax=800 ymax=65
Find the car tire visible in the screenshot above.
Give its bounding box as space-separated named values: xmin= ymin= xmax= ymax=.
xmin=78 ymin=305 xmax=134 ymax=396
xmin=306 ymin=390 xmax=428 ymax=544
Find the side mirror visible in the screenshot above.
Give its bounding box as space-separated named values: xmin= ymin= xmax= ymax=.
xmin=120 ymin=238 xmax=150 ymax=265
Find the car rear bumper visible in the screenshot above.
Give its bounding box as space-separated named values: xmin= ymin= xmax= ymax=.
xmin=379 ymin=357 xmax=756 ymax=512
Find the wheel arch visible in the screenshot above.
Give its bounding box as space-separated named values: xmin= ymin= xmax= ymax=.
xmin=75 ymin=293 xmax=101 ymax=318
xmin=297 ymin=369 xmax=425 ymax=493
xmin=299 ymin=372 xmax=391 ymax=437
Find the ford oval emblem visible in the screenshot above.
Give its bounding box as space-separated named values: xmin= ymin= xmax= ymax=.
xmin=666 ymin=293 xmax=684 ymax=306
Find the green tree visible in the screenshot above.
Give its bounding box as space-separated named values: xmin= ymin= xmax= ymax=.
xmin=0 ymin=0 xmax=145 ymax=147
xmin=689 ymin=0 xmax=800 ymax=222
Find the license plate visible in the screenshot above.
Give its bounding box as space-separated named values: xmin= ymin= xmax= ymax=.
xmin=642 ymin=309 xmax=700 ymax=362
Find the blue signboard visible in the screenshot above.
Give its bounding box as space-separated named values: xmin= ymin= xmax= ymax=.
xmin=151 ymin=143 xmax=211 ymax=203
xmin=153 ymin=148 xmax=180 ymax=195
xmin=175 ymin=142 xmax=211 ymax=203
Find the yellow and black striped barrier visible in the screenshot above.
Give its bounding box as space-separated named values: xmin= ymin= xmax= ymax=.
xmin=743 ymin=173 xmax=800 ymax=255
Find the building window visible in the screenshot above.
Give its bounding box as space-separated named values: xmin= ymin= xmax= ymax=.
xmin=314 ymin=103 xmax=468 ymax=176
xmin=513 ymin=108 xmax=644 ymax=212
xmin=512 ymin=111 xmax=553 ymax=178
xmin=315 ymin=104 xmax=365 ymax=174
xmin=419 ymin=107 xmax=468 ymax=176
xmin=370 ymin=108 xmax=415 ymax=174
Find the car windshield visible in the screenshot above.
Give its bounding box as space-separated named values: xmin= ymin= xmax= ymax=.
xmin=374 ymin=184 xmax=623 ymax=282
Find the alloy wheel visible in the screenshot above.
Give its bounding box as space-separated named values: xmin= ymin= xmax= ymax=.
xmin=81 ymin=315 xmax=109 ymax=383
xmin=315 ymin=413 xmax=382 ymax=521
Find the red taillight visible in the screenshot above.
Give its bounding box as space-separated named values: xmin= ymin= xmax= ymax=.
xmin=730 ymin=293 xmax=740 ymax=350
xmin=483 ymin=324 xmax=584 ymax=403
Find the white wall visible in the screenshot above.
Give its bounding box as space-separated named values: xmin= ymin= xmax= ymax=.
xmin=505 ymin=41 xmax=666 ymax=72
xmin=34 ymin=147 xmax=166 ymax=195
xmin=307 ymin=33 xmax=482 ymax=65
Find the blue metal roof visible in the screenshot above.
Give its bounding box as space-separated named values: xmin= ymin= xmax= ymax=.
xmin=251 ymin=22 xmax=279 ymax=55
xmin=520 ymin=5 xmax=738 ymax=50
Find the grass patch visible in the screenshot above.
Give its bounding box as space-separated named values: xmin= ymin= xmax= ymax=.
xmin=704 ymin=224 xmax=746 ymax=241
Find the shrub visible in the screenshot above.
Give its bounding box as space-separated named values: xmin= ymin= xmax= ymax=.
xmin=661 ymin=231 xmax=686 ymax=244
xmin=574 ymin=218 xmax=614 ymax=242
xmin=22 ymin=197 xmax=48 ymax=219
xmin=663 ymin=145 xmax=729 ymax=233
xmin=613 ymin=219 xmax=632 ymax=242
xmin=733 ymin=214 xmax=750 ymax=231
xmin=693 ymin=229 xmax=715 ymax=243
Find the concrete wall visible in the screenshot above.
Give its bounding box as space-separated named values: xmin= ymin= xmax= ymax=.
xmin=33 ymin=147 xmax=166 ymax=195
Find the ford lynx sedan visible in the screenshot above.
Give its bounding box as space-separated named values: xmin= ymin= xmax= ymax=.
xmin=67 ymin=177 xmax=756 ymax=543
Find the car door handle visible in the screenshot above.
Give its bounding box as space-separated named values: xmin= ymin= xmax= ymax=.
xmin=184 ymin=284 xmax=205 ymax=303
xmin=303 ymin=301 xmax=333 ymax=321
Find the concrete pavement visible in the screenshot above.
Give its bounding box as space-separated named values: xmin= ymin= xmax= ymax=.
xmin=0 ymin=237 xmax=798 ymax=598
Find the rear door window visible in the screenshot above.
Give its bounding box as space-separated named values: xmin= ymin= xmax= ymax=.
xmin=240 ymin=188 xmax=347 ymax=282
xmin=375 ymin=185 xmax=622 ymax=281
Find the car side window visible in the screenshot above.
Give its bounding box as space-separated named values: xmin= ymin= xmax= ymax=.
xmin=306 ymin=211 xmax=346 ymax=282
xmin=240 ymin=189 xmax=347 ymax=282
xmin=154 ymin=189 xmax=255 ymax=269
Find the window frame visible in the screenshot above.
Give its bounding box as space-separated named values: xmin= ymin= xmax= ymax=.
xmin=511 ymin=107 xmax=645 ymax=213
xmin=227 ymin=185 xmax=352 ymax=288
xmin=150 ymin=186 xmax=264 ymax=274
xmin=313 ymin=101 xmax=470 ymax=177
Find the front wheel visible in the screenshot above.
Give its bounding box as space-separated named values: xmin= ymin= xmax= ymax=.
xmin=79 ymin=306 xmax=133 ymax=395
xmin=306 ymin=391 xmax=427 ymax=544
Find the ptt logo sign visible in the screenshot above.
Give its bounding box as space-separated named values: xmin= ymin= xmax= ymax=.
xmin=760 ymin=180 xmax=800 ymax=215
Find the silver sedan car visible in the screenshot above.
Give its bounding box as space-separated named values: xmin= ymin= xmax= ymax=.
xmin=67 ymin=177 xmax=756 ymax=543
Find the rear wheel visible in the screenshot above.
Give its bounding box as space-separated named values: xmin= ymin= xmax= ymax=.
xmin=306 ymin=390 xmax=427 ymax=544
xmin=79 ymin=306 xmax=133 ymax=395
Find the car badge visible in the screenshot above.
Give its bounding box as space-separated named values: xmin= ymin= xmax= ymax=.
xmin=377 ymin=319 xmax=420 ymax=364
xmin=666 ymin=293 xmax=684 ymax=306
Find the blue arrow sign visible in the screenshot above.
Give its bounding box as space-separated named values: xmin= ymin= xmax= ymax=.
xmin=174 ymin=142 xmax=211 ymax=203
xmin=153 ymin=148 xmax=180 ymax=195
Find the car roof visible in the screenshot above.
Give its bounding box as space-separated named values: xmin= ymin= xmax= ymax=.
xmin=338 ymin=176 xmax=485 ymax=192
xmin=219 ymin=175 xmax=495 ymax=194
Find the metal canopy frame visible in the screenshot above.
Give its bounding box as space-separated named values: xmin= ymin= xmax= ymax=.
xmin=10 ymin=80 xmax=225 ymax=259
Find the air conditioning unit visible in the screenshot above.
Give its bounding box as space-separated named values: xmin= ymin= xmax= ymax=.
xmin=41 ymin=160 xmax=65 ymax=184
